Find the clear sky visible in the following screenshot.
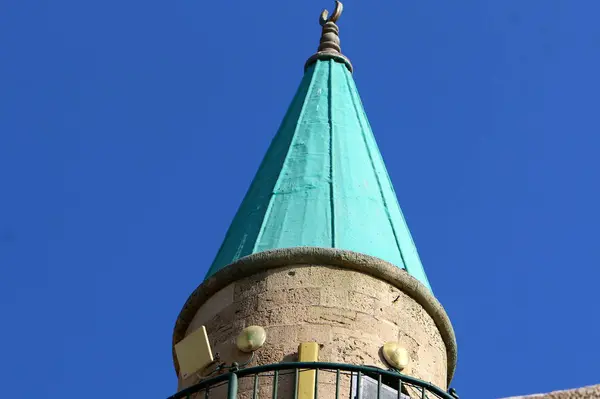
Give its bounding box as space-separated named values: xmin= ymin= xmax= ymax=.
xmin=2 ymin=1 xmax=600 ymax=398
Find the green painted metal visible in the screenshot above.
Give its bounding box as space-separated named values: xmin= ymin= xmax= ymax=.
xmin=205 ymin=58 xmax=431 ymax=290
xmin=253 ymin=374 xmax=259 ymax=399
xmin=227 ymin=372 xmax=238 ymax=399
xmin=272 ymin=370 xmax=279 ymax=398
xmin=168 ymin=362 xmax=454 ymax=399
xmin=314 ymin=368 xmax=319 ymax=399
xmin=294 ymin=368 xmax=299 ymax=399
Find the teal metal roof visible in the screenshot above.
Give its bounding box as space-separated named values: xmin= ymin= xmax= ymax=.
xmin=205 ymin=59 xmax=431 ymax=290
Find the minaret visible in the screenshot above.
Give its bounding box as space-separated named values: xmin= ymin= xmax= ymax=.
xmin=172 ymin=2 xmax=457 ymax=397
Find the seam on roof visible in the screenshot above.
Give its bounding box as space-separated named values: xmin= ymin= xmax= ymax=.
xmin=206 ymin=68 xmax=315 ymax=277
xmin=328 ymin=60 xmax=336 ymax=248
xmin=383 ymin=170 xmax=431 ymax=288
xmin=252 ymin=63 xmax=322 ymax=253
xmin=352 ymin=83 xmax=431 ymax=289
xmin=343 ymin=68 xmax=408 ymax=271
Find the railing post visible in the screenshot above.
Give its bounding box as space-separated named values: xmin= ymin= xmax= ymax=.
xmin=227 ymin=372 xmax=238 ymax=399
xmin=253 ymin=374 xmax=259 ymax=399
xmin=272 ymin=370 xmax=279 ymax=398
xmin=313 ymin=369 xmax=319 ymax=399
xmin=166 ymin=362 xmax=455 ymax=399
xmin=294 ymin=368 xmax=299 ymax=399
xmin=397 ymin=378 xmax=402 ymax=399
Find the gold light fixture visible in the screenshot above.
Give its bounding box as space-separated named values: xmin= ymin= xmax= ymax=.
xmin=236 ymin=326 xmax=267 ymax=352
xmin=382 ymin=342 xmax=410 ymax=371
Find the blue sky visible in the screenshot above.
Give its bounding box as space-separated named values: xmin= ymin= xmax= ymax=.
xmin=2 ymin=1 xmax=600 ymax=398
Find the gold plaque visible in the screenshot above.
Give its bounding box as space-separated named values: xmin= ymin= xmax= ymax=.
xmin=174 ymin=326 xmax=214 ymax=379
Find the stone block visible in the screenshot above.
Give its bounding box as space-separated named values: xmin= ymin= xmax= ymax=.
xmin=264 ymin=265 xmax=314 ymax=290
xmin=308 ymin=306 xmax=357 ymax=326
xmin=235 ymin=295 xmax=259 ymax=315
xmin=186 ymin=284 xmax=235 ymax=333
xmin=349 ymin=290 xmax=377 ymax=314
xmin=346 ymin=273 xmax=389 ymax=301
xmin=501 ymin=384 xmax=600 ymax=398
xmin=285 ymin=287 xmax=321 ymax=305
xmin=256 ymin=290 xmax=287 ymax=312
xmin=320 ymin=287 xmax=349 ymax=308
xmin=369 ymin=315 xmax=401 ymax=343
xmin=245 ymin=304 xmax=311 ymax=327
xmin=331 ymin=326 xmax=378 ymax=343
xmin=252 ymin=344 xmax=293 ymax=365
xmin=297 ymin=324 xmax=332 ymax=343
xmin=258 ymin=287 xmax=321 ymax=312
xmin=234 ymin=273 xmax=268 ymax=301
xmin=265 ymin=325 xmax=299 ymax=345
xmin=310 ymin=266 xmax=355 ymax=288
xmin=325 ymin=335 xmax=383 ymax=366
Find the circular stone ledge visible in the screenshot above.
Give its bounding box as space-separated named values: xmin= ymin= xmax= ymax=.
xmin=172 ymin=247 xmax=458 ymax=385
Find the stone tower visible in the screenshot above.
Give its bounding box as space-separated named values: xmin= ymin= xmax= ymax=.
xmin=171 ymin=2 xmax=457 ymax=397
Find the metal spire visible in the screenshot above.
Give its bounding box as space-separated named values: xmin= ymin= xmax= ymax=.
xmin=305 ymin=1 xmax=353 ymax=72
xmin=204 ymin=2 xmax=431 ymax=290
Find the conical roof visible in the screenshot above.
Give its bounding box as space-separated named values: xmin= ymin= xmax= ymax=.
xmin=205 ymin=6 xmax=431 ymax=290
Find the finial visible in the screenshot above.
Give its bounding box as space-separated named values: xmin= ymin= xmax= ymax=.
xmin=305 ymin=1 xmax=353 ymax=73
xmin=319 ymin=0 xmax=343 ymax=26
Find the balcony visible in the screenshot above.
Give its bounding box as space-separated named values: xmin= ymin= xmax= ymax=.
xmin=168 ymin=362 xmax=457 ymax=399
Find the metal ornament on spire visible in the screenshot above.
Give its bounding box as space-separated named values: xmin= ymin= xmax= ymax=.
xmin=305 ymin=1 xmax=353 ymax=73
xmin=319 ymin=0 xmax=343 ymax=25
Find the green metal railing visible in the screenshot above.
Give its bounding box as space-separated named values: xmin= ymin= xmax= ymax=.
xmin=168 ymin=362 xmax=457 ymax=399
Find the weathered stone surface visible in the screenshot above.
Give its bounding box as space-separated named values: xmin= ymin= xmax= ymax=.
xmin=320 ymin=287 xmax=349 ymax=308
xmin=178 ymin=276 xmax=448 ymax=392
xmin=502 ymin=384 xmax=600 ymax=398
xmin=296 ymin=324 xmax=332 ymax=343
xmin=173 ymin=248 xmax=457 ymax=395
xmin=187 ymin=284 xmax=235 ymax=329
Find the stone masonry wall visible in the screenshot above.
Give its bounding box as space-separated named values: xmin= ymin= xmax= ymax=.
xmin=177 ymin=264 xmax=448 ymax=394
xmin=502 ymin=384 xmax=600 ymax=399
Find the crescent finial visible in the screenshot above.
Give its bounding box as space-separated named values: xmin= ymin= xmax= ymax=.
xmin=319 ymin=1 xmax=343 ymax=26
xmin=306 ymin=0 xmax=353 ymax=72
